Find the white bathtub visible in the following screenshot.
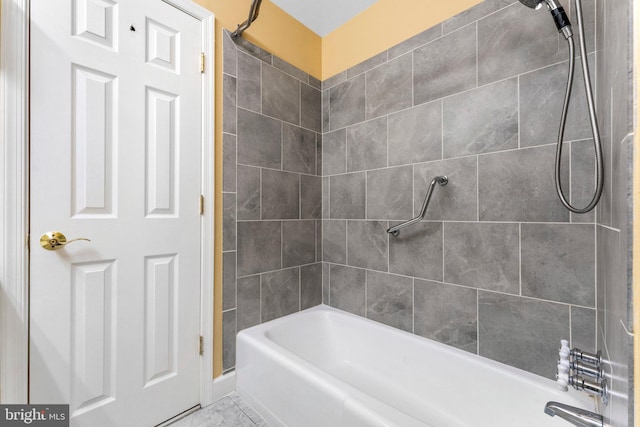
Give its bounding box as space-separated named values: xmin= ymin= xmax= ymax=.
xmin=236 ymin=305 xmax=597 ymax=427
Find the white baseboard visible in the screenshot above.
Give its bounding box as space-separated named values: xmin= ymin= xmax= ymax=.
xmin=211 ymin=372 xmax=236 ymax=404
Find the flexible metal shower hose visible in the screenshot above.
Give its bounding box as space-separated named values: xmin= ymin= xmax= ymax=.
xmin=555 ymin=0 xmax=604 ymax=213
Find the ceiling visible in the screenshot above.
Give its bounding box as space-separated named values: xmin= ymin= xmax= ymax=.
xmin=270 ymin=0 xmax=380 ymax=37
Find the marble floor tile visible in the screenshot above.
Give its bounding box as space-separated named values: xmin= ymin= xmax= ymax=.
xmin=171 ymin=393 xmax=269 ymax=427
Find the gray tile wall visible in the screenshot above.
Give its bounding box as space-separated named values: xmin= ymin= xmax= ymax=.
xmin=321 ymin=0 xmax=600 ymax=381
xmin=222 ymin=31 xmax=322 ymax=373
xmin=594 ymin=0 xmax=634 ymax=425
xmin=223 ymin=4 xmax=634 ymax=421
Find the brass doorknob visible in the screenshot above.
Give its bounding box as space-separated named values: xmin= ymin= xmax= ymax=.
xmin=40 ymin=231 xmax=91 ymax=251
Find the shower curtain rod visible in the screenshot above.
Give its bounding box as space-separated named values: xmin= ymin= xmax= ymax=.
xmin=231 ymin=0 xmax=263 ymax=38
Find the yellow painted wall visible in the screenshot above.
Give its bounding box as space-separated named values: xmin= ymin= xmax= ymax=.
xmin=191 ymin=0 xmax=321 ymax=378
xmin=321 ymin=0 xmax=482 ymax=79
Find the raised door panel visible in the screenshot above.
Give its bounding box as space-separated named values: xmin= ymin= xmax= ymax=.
xmin=72 ymin=0 xmax=118 ymax=49
xmin=70 ymin=261 xmax=117 ymax=416
xmin=143 ymin=255 xmax=178 ymax=387
xmin=145 ymin=87 xmax=179 ymax=217
xmin=72 ymin=65 xmax=117 ymax=218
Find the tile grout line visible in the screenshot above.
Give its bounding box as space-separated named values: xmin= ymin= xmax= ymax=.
xmin=476 ymin=289 xmax=480 ymax=356
xmin=519 ymin=223 xmax=522 ymax=296
xmin=476 ymin=156 xmax=480 ymax=222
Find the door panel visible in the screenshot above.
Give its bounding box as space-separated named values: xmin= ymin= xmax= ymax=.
xmin=30 ymin=1 xmax=203 ymax=425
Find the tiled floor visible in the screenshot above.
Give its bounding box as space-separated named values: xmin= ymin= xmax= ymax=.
xmin=171 ymin=392 xmax=270 ymax=427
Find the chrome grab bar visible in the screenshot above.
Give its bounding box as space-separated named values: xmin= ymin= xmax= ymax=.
xmin=387 ymin=176 xmax=448 ymax=236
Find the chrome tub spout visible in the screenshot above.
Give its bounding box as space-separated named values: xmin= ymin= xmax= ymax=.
xmin=544 ymin=402 xmax=603 ymax=427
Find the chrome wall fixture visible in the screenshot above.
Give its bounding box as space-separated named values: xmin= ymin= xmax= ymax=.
xmin=231 ymin=0 xmax=263 ymax=38
xmin=518 ymin=0 xmax=604 ymax=214
xmin=544 ymin=340 xmax=607 ymax=426
xmin=386 ymin=176 xmax=448 ymax=236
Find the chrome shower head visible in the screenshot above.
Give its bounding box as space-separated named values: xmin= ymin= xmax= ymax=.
xmin=518 ymin=0 xmax=544 ymax=9
xmin=519 ymin=0 xmax=573 ymax=38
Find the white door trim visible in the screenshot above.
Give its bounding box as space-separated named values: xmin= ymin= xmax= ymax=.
xmin=0 ymin=0 xmax=216 ymax=408
xmin=0 ymin=0 xmax=30 ymax=405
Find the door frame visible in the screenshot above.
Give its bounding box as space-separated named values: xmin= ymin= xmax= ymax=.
xmin=0 ymin=0 xmax=216 ymax=408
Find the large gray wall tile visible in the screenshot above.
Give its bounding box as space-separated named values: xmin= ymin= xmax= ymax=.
xmin=262 ymin=268 xmax=300 ymax=322
xmin=322 ymin=220 xmax=347 ymax=264
xmin=330 ymin=173 xmax=366 ymax=219
xmin=612 ymin=135 xmax=633 ymax=232
xmin=316 ymin=134 xmax=323 ymax=177
xmin=346 ymin=117 xmax=387 ymax=172
xmin=237 ymin=109 xmax=281 ymax=169
xmin=223 ymin=74 xmax=237 ymax=135
xmin=223 ymin=193 xmax=236 ymax=251
xmin=273 ymin=56 xmax=308 ymax=81
xmin=571 ymin=306 xmax=596 ymax=353
xmin=301 ymin=175 xmax=322 ymax=219
xmin=323 ymin=71 xmax=347 ymax=90
xmin=301 ymin=83 xmax=321 ymax=132
xmin=237 ymin=51 xmax=261 ymax=113
xmin=367 ymin=166 xmax=413 ymax=220
xmin=347 ymin=220 xmax=389 ymax=272
xmin=322 ymin=89 xmax=330 ymax=133
xmin=478 ymin=292 xmax=570 ymax=379
xmin=323 ymin=129 xmax=347 ymax=176
xmin=413 ymin=25 xmax=476 ymax=105
xmin=413 ymin=157 xmax=477 ymax=221
xmin=283 ymin=220 xmax=316 ymax=268
xmin=237 ymin=275 xmax=261 ymax=331
xmin=329 ymin=264 xmax=366 ymax=316
xmin=365 ymin=54 xmax=413 ymax=119
xmin=316 ymin=220 xmax=322 ymax=262
xmin=223 ymin=252 xmax=236 ymax=311
xmin=347 ymin=50 xmax=388 ymax=79
xmin=477 ymin=2 xmax=569 ymax=85
xmin=571 ymin=140 xmax=597 ymax=223
xmin=443 ymin=78 xmax=518 ymax=158
xmin=282 ymin=124 xmax=316 ymax=175
xmin=262 ymin=65 xmax=300 ymax=125
xmin=261 ymin=169 xmax=300 ymax=220
xmin=389 ymin=222 xmax=443 ymax=281
xmin=322 ymin=177 xmax=330 ymax=219
xmin=414 ymin=280 xmax=477 ymax=353
xmin=309 ymin=75 xmax=321 ymax=90
xmin=388 ymin=101 xmax=442 ymax=166
xmin=520 ymin=59 xmax=592 ymax=148
xmin=237 ymin=165 xmax=260 ymax=220
xmin=388 ymin=24 xmax=442 ymax=59
xmin=330 ymin=75 xmax=366 ymax=130
xmin=237 ymin=221 xmax=281 ymax=277
xmin=443 ymin=0 xmax=514 ymax=34
xmin=366 ymin=271 xmax=413 ymax=332
xmin=521 ymin=224 xmax=595 ymax=306
xmin=223 ymin=134 xmax=237 ymax=192
xmin=444 ymin=222 xmax=519 ymax=294
xmin=222 ymin=310 xmax=236 ymax=371
xmin=233 ymin=36 xmax=272 ymax=63
xmin=322 ymin=263 xmax=330 ymax=305
xmin=301 ymin=263 xmax=323 ymax=310
xmin=478 ymin=145 xmax=570 ymax=222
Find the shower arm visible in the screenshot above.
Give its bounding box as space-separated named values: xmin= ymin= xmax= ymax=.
xmin=231 ymin=0 xmax=263 ymax=38
xmin=387 ymin=176 xmax=448 ymax=237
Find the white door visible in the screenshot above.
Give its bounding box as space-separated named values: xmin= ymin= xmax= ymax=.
xmin=30 ymin=1 xmax=203 ymax=425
